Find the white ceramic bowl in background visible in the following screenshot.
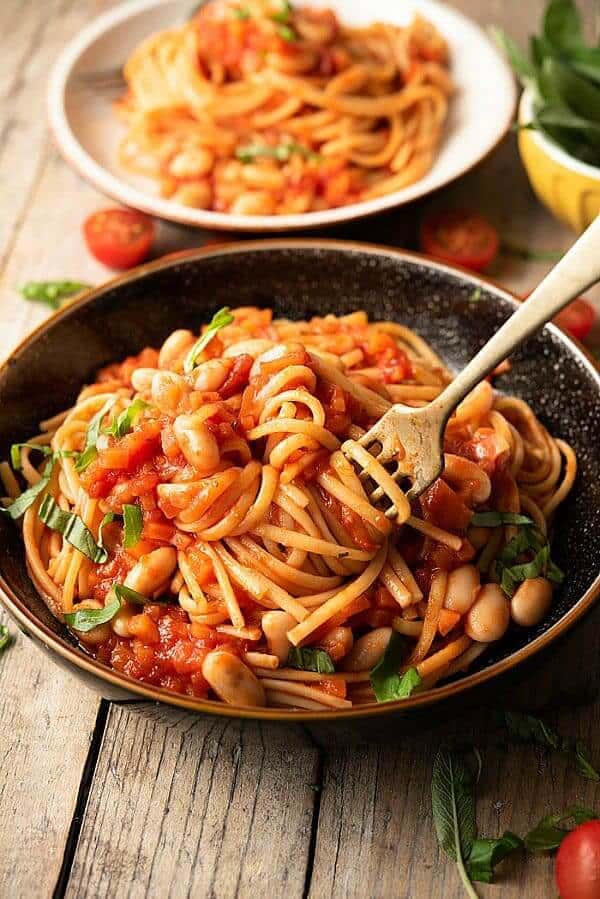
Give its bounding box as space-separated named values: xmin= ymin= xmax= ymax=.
xmin=48 ymin=0 xmax=517 ymax=232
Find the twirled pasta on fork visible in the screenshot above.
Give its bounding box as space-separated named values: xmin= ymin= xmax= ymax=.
xmin=1 ymin=308 xmax=575 ymax=709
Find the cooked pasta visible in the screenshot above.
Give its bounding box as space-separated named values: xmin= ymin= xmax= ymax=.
xmin=116 ymin=0 xmax=453 ymax=214
xmin=1 ymin=308 xmax=575 ymax=710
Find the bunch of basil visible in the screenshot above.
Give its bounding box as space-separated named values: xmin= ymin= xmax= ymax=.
xmin=493 ymin=0 xmax=600 ymax=166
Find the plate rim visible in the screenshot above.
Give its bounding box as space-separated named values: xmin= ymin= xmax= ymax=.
xmin=47 ymin=0 xmax=518 ymax=232
xmin=1 ymin=238 xmax=599 ymax=721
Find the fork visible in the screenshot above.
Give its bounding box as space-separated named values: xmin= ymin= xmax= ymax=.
xmin=342 ymin=215 xmax=600 ymax=517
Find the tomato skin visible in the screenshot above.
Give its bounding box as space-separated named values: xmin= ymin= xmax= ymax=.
xmin=83 ymin=208 xmax=155 ymax=269
xmin=553 ymin=298 xmax=596 ymax=341
xmin=556 ymin=820 xmax=600 ymax=899
xmin=420 ymin=210 xmax=499 ymax=272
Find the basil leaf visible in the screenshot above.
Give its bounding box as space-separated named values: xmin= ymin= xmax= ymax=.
xmin=471 ymin=511 xmax=534 ymax=528
xmin=1 ymin=473 xmax=51 ymax=519
xmin=122 ymin=504 xmax=143 ymax=549
xmin=277 ymin=23 xmax=296 ymax=41
xmin=235 ymin=142 xmax=318 ymax=164
xmin=271 ymin=0 xmax=292 ymax=23
xmin=97 ymin=512 xmax=117 ymax=554
xmin=233 ymin=6 xmax=250 ymax=19
xmin=431 ymin=748 xmax=478 ymax=898
xmin=38 ymin=495 xmax=108 ymax=563
xmin=467 ymin=832 xmax=523 ymax=883
xmin=525 ymin=805 xmax=598 ymax=852
xmin=370 ymin=631 xmax=422 ymax=702
xmin=75 ymin=445 xmax=98 ymax=473
xmin=500 ymin=542 xmax=564 ymax=597
xmin=183 ymin=307 xmax=234 ymax=373
xmin=499 ymin=709 xmax=600 ymax=781
xmin=64 ymin=596 xmax=121 ymax=632
xmin=10 ymin=442 xmax=53 ymax=472
xmin=490 ymin=27 xmax=538 ymax=87
xmin=18 ymin=280 xmax=90 ymax=310
xmin=75 ymin=397 xmax=117 ymax=472
xmin=113 ymin=584 xmax=150 ymax=605
xmin=104 ymin=398 xmax=149 ymax=439
xmin=288 ymin=646 xmax=335 ymax=674
xmin=0 ymin=624 xmax=12 ymax=655
xmin=544 ymin=0 xmax=585 ymax=55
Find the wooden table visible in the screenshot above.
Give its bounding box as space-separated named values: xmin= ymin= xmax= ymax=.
xmin=1 ymin=2 xmax=599 ymax=897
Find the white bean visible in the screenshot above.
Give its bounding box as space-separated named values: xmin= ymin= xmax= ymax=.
xmin=131 ymin=367 xmax=159 ymax=392
xmin=151 ymin=370 xmax=189 ymax=414
xmin=192 ymin=359 xmax=230 ymax=392
xmin=124 ymin=547 xmax=177 ymax=597
xmin=202 ymin=650 xmax=266 ymax=707
xmin=158 ymin=329 xmax=195 ymax=370
xmin=444 ymin=564 xmax=480 ymax=615
xmin=465 ymin=584 xmax=510 ymax=642
xmin=172 ymin=181 xmax=212 ymax=209
xmin=173 ymin=413 xmax=220 ymax=474
xmin=510 ymin=578 xmax=553 ymax=627
xmin=262 ymin=611 xmax=296 ymax=662
xmin=169 ymin=147 xmax=214 ymax=179
xmin=230 ymin=191 xmax=276 ymax=216
xmin=342 ymin=627 xmax=392 ymax=672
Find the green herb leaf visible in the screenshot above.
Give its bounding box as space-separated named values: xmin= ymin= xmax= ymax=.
xmin=235 ymin=141 xmax=318 ymax=164
xmin=467 ymin=832 xmax=523 ymax=883
xmin=184 ymin=307 xmax=234 ymax=373
xmin=1 ymin=471 xmax=51 ymax=519
xmin=431 ymin=748 xmax=479 ymax=899
xmin=468 ymin=288 xmax=482 ymax=304
xmin=370 ymin=631 xmax=422 ymax=702
xmin=113 ymin=584 xmax=150 ymax=605
xmin=501 ymin=241 xmax=564 ymax=263
xmin=490 ymin=27 xmax=539 ymax=87
xmin=276 ymin=23 xmax=296 ymax=41
xmin=271 ymin=0 xmax=292 ymax=23
xmin=75 ymin=396 xmax=117 ymax=472
xmin=10 ymin=442 xmax=53 ymax=472
xmin=499 ymin=709 xmax=600 ymax=781
xmin=97 ymin=512 xmax=117 ymax=556
xmin=64 ymin=596 xmax=121 ymax=632
xmin=38 ymin=495 xmax=108 ymax=563
xmin=288 ymin=646 xmax=335 ymax=674
xmin=122 ymin=504 xmax=143 ymax=549
xmin=18 ymin=280 xmax=90 ymax=310
xmin=544 ymin=0 xmax=585 ymax=55
xmin=525 ymin=805 xmax=598 ymax=852
xmin=0 ymin=624 xmax=12 ymax=655
xmin=471 ymin=511 xmax=534 ymax=528
xmin=75 ymin=446 xmax=98 ymax=472
xmin=104 ymin=398 xmax=149 ymax=439
xmin=233 ymin=6 xmax=250 ymax=19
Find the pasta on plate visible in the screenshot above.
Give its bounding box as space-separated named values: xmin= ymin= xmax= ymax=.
xmin=1 ymin=309 xmax=575 ymax=711
xmin=116 ymin=0 xmax=453 ymax=215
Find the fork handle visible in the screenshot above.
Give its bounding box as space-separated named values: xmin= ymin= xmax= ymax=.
xmin=430 ymin=215 xmax=600 ymax=420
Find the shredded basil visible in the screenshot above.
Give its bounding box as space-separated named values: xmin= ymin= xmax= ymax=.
xmin=288 ymin=646 xmax=335 ymax=674
xmin=38 ymin=495 xmax=108 ymax=563
xmin=113 ymin=584 xmax=169 ymax=605
xmin=277 ymin=23 xmax=296 ymax=41
xmin=122 ymin=504 xmax=143 ymax=549
xmin=370 ymin=631 xmax=422 ymax=703
xmin=97 ymin=512 xmax=117 ymax=555
xmin=471 ymin=511 xmax=534 ymax=528
xmin=1 ymin=464 xmax=53 ymax=519
xmin=10 ymin=442 xmax=53 ymax=472
xmin=0 ymin=624 xmax=12 ymax=655
xmin=64 ymin=596 xmax=121 ymax=632
xmin=271 ymin=0 xmax=292 ymax=23
xmin=76 ymin=397 xmax=116 ymax=472
xmin=18 ymin=280 xmax=90 ymax=310
xmin=481 ymin=516 xmax=564 ymax=598
xmin=233 ymin=6 xmax=250 ymax=19
xmin=104 ymin=398 xmax=149 ymax=439
xmin=184 ymin=307 xmax=234 ymax=373
xmin=235 ymin=142 xmax=318 ymax=164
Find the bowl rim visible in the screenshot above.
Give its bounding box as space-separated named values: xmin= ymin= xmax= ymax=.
xmin=1 ymin=238 xmax=599 ymax=721
xmin=46 ymin=0 xmax=517 ymax=233
xmin=519 ymin=87 xmax=600 ymax=180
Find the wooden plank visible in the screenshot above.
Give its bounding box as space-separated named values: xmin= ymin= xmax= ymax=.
xmin=64 ymin=707 xmax=319 ymax=899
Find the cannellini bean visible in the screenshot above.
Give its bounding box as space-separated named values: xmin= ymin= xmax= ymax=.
xmin=223 ymin=339 xmax=274 ymax=359
xmin=172 ymin=181 xmax=212 ymax=209
xmin=169 ymin=147 xmax=214 ymax=179
xmin=202 ymin=650 xmax=266 ymax=707
xmin=71 ymin=600 xmax=112 ymax=645
xmin=262 ymin=611 xmax=296 ymax=663
xmin=158 ymin=329 xmax=195 ymax=370
xmin=111 ymin=606 xmax=135 ymax=638
xmin=465 ymin=584 xmax=510 ymax=642
xmin=342 ymin=627 xmax=392 ymax=672
xmin=241 ymin=164 xmax=286 ymax=191
xmin=192 ymin=358 xmax=230 ymax=392
xmin=317 ymin=625 xmax=353 ymax=663
xmin=230 ymin=191 xmax=276 ymax=216
xmin=124 ymin=547 xmax=177 ymax=597
xmin=173 ymin=413 xmax=220 ymax=473
xmin=151 ymin=370 xmax=189 ymax=414
xmin=131 ymin=367 xmax=159 ymax=392
xmin=444 ymin=564 xmax=480 ymax=615
xmin=510 ymin=578 xmax=553 ymax=627
xmin=157 ymin=481 xmax=202 ymax=513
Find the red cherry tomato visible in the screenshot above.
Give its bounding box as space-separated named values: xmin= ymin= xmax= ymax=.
xmin=83 ymin=208 xmax=155 ymax=269
xmin=553 ymin=297 xmax=596 ymax=341
xmin=556 ymin=820 xmax=600 ymax=899
xmin=420 ymin=210 xmax=499 ymax=272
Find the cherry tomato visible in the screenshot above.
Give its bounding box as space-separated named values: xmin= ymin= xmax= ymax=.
xmin=420 ymin=210 xmax=499 ymax=272
xmin=556 ymin=820 xmax=600 ymax=899
xmin=553 ymin=297 xmax=596 ymax=341
xmin=83 ymin=208 xmax=155 ymax=269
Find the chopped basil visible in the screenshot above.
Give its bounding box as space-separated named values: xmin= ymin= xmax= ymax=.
xmin=471 ymin=511 xmax=534 ymax=528
xmin=235 ymin=142 xmax=318 ymax=164
xmin=38 ymin=495 xmax=108 ymax=563
xmin=499 ymin=542 xmax=564 ymax=597
xmin=184 ymin=307 xmax=234 ymax=373
xmin=104 ymin=398 xmax=149 ymax=439
xmin=1 ymin=470 xmax=52 ymax=519
xmin=233 ymin=6 xmax=250 ymax=19
xmin=500 ymin=242 xmax=564 ymax=263
xmin=10 ymin=442 xmax=52 ymax=472
xmin=64 ymin=595 xmax=121 ymax=632
xmin=122 ymin=504 xmax=143 ymax=549
xmin=271 ymin=0 xmax=292 ymax=23
xmin=75 ymin=446 xmax=98 ymax=472
xmin=525 ymin=806 xmax=598 ymax=852
xmin=97 ymin=512 xmax=117 ymax=554
xmin=276 ymin=23 xmax=296 ymax=41
xmin=113 ymin=584 xmax=169 ymax=605
xmin=76 ymin=397 xmax=116 ymax=472
xmin=288 ymin=646 xmax=335 ymax=674
xmin=370 ymin=631 xmax=422 ymax=702
xmin=18 ymin=280 xmax=90 ymax=310
xmin=0 ymin=624 xmax=12 ymax=655
xmin=482 ymin=517 xmax=564 ymax=597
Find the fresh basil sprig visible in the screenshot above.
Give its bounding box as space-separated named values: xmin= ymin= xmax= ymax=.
xmin=64 ymin=596 xmax=121 ymax=632
xmin=499 ymin=709 xmax=600 ymax=781
xmin=288 ymin=646 xmax=335 ymax=674
xmin=18 ymin=280 xmax=90 ymax=310
xmin=370 ymin=631 xmax=422 ymax=702
xmin=0 ymin=624 xmax=12 ymax=655
xmin=184 ymin=307 xmax=234 ymax=373
xmin=38 ymin=495 xmax=108 ymax=563
xmin=525 ymin=805 xmax=598 ymax=852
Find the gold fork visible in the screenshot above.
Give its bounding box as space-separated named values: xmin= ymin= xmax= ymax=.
xmin=342 ymin=216 xmax=600 ymax=517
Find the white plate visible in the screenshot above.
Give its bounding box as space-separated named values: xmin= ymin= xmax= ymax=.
xmin=48 ymin=0 xmax=517 ymax=232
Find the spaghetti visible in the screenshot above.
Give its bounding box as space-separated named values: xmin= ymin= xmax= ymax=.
xmin=1 ymin=308 xmax=575 ymax=710
xmin=116 ymin=0 xmax=453 ymax=214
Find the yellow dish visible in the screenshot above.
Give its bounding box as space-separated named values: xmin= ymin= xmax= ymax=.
xmin=518 ymin=89 xmax=600 ymax=232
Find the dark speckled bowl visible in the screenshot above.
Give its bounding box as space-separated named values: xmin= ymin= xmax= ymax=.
xmin=1 ymin=240 xmax=599 ymax=742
